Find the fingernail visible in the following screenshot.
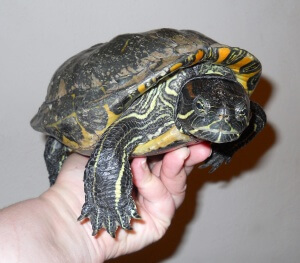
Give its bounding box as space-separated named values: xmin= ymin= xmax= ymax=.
xmin=181 ymin=147 xmax=190 ymax=160
xmin=201 ymin=142 xmax=212 ymax=156
xmin=141 ymin=159 xmax=147 ymax=170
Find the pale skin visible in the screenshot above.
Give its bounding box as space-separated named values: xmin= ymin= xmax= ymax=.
xmin=0 ymin=143 xmax=211 ymax=263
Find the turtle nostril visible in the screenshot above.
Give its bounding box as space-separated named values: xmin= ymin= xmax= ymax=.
xmin=218 ymin=114 xmax=229 ymax=120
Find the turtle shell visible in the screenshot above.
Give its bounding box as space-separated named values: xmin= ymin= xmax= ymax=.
xmin=31 ymin=28 xmax=261 ymax=154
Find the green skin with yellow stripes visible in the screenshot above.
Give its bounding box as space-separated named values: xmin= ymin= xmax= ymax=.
xmin=31 ymin=29 xmax=266 ymax=237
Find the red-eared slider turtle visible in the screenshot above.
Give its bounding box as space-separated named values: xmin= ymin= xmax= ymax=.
xmin=31 ymin=28 xmax=266 ymax=237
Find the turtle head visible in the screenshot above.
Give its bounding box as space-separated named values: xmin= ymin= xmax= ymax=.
xmin=176 ymin=77 xmax=250 ymax=143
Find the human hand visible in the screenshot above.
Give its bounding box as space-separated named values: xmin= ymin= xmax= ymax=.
xmin=0 ymin=143 xmax=211 ymax=263
xmin=45 ymin=142 xmax=211 ymax=261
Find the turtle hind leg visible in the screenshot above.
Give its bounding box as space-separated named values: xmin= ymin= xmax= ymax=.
xmin=44 ymin=136 xmax=70 ymax=186
xmin=200 ymin=101 xmax=266 ymax=172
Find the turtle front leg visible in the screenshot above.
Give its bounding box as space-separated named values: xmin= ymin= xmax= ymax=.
xmin=201 ymin=101 xmax=266 ymax=172
xmin=78 ymin=123 xmax=143 ymax=237
xmin=44 ymin=136 xmax=70 ymax=185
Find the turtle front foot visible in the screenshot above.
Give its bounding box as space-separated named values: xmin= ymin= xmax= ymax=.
xmin=78 ymin=197 xmax=141 ymax=237
xmin=200 ymin=144 xmax=233 ymax=173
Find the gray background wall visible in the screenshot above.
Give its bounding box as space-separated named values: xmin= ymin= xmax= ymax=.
xmin=0 ymin=1 xmax=299 ymax=262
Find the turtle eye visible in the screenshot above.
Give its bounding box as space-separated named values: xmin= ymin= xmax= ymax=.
xmin=194 ymin=96 xmax=209 ymax=116
xmin=235 ymin=105 xmax=248 ymax=121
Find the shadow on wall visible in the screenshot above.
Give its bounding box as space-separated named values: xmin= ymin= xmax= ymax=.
xmin=107 ymin=77 xmax=276 ymax=263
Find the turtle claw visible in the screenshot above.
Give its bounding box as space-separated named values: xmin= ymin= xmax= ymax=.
xmin=199 ymin=146 xmax=233 ymax=173
xmin=78 ymin=199 xmax=140 ymax=237
xmin=131 ymin=209 xmax=142 ymax=219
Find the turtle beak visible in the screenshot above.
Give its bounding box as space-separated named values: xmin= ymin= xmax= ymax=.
xmin=189 ymin=124 xmax=240 ymax=143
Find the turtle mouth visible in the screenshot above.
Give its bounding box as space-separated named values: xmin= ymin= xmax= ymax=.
xmin=189 ymin=128 xmax=240 ymax=143
xmin=195 ymin=128 xmax=240 ymax=135
xmin=190 ymin=127 xmax=240 ymax=135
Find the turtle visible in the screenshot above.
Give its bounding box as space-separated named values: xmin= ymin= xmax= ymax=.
xmin=31 ymin=28 xmax=266 ymax=237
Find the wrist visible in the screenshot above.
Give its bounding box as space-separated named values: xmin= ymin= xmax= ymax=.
xmin=0 ymin=194 xmax=104 ymax=263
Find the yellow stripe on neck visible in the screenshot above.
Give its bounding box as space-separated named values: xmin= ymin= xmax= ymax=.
xmin=133 ymin=125 xmax=191 ymax=156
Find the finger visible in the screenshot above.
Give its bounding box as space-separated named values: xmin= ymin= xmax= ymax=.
xmin=150 ymin=143 xmax=212 ymax=178
xmin=131 ymin=157 xmax=175 ymax=219
xmin=147 ymin=155 xmax=163 ymax=177
xmin=160 ymin=147 xmax=190 ymax=208
xmin=184 ymin=142 xmax=212 ymax=174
